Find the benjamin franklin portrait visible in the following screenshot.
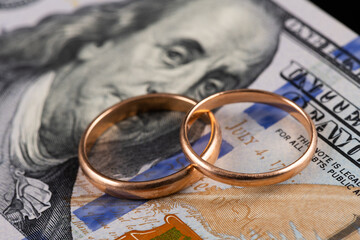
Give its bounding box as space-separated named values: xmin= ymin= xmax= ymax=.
xmin=0 ymin=0 xmax=284 ymax=239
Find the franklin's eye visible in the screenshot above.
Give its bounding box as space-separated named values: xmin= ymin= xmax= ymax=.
xmin=158 ymin=39 xmax=205 ymax=68
xmin=197 ymin=78 xmax=226 ymax=99
xmin=190 ymin=68 xmax=239 ymax=100
xmin=162 ymin=45 xmax=189 ymax=67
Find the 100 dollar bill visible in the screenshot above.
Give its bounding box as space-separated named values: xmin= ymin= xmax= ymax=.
xmin=0 ymin=0 xmax=359 ymax=239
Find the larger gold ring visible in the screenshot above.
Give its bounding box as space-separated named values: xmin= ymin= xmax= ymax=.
xmin=78 ymin=93 xmax=221 ymax=199
xmin=180 ymin=89 xmax=317 ymax=186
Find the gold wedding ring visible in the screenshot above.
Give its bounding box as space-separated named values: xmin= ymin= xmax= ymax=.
xmin=78 ymin=93 xmax=221 ymax=199
xmin=180 ymin=89 xmax=317 ymax=186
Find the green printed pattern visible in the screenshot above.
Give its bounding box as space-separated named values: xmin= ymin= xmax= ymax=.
xmin=151 ymin=227 xmax=192 ymax=240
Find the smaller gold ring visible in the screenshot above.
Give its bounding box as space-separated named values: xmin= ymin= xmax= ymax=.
xmin=78 ymin=93 xmax=221 ymax=199
xmin=180 ymin=89 xmax=317 ymax=186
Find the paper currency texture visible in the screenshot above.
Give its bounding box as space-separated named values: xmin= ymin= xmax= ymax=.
xmin=0 ymin=0 xmax=359 ymax=239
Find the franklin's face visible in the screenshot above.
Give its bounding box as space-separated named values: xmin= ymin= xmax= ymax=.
xmin=39 ymin=0 xmax=280 ymax=158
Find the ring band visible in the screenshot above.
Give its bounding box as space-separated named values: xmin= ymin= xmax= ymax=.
xmin=78 ymin=93 xmax=221 ymax=199
xmin=180 ymin=89 xmax=317 ymax=186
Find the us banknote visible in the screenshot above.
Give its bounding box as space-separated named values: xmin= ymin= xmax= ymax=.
xmin=0 ymin=0 xmax=359 ymax=239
